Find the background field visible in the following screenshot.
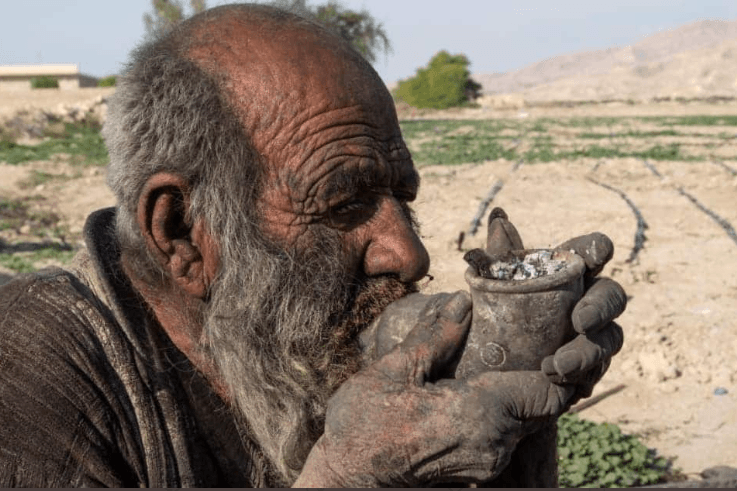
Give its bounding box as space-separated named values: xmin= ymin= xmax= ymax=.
xmin=1 ymin=88 xmax=736 ymax=480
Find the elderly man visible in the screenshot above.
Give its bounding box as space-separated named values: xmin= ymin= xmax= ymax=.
xmin=0 ymin=4 xmax=624 ymax=487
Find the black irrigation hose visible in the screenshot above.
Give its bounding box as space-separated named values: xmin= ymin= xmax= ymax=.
xmin=713 ymin=160 xmax=737 ymax=176
xmin=676 ymin=187 xmax=737 ymax=247
xmin=467 ymin=179 xmax=505 ymax=237
xmin=641 ymin=159 xmax=663 ymax=178
xmin=586 ymin=177 xmax=649 ymax=263
xmin=466 ymin=160 xmax=524 ymax=238
xmin=641 ymin=159 xmax=737 ymax=249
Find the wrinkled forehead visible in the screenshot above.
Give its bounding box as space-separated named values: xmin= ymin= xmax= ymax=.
xmin=185 ymin=13 xmax=398 ymax=142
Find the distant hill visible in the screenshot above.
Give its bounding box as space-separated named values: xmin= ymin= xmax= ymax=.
xmin=473 ymin=18 xmax=737 ymax=101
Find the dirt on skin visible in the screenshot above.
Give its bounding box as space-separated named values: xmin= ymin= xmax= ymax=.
xmin=1 ymin=89 xmax=736 ymax=479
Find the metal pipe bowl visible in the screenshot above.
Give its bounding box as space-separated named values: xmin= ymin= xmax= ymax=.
xmin=359 ymin=249 xmax=585 ymax=379
xmin=456 ymin=248 xmax=585 ymax=378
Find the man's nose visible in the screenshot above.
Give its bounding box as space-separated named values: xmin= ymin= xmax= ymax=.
xmin=362 ymin=198 xmax=430 ymax=283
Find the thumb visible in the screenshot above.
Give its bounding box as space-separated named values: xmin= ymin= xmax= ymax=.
xmin=486 ymin=207 xmax=524 ymax=255
xmin=378 ymin=290 xmax=472 ymax=386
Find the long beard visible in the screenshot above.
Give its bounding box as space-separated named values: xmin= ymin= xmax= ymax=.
xmin=199 ymin=227 xmax=417 ymax=485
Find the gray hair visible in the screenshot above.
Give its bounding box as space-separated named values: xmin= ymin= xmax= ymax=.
xmin=103 ymin=11 xmax=265 ymax=288
xmin=102 ymin=5 xmax=408 ymax=485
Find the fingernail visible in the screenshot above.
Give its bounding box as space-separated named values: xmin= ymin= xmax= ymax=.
xmin=574 ymin=305 xmax=600 ymax=333
xmin=541 ymin=356 xmax=556 ymax=376
xmin=442 ymin=291 xmax=471 ymax=323
xmin=555 ymin=350 xmax=581 ymax=376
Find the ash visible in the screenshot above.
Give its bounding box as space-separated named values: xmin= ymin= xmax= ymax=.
xmin=489 ymin=250 xmax=567 ymax=280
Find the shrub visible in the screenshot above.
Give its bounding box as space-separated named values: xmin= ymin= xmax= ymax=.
xmin=557 ymin=413 xmax=672 ymax=487
xmin=97 ymin=75 xmax=117 ymax=87
xmin=393 ymin=51 xmax=482 ymax=109
xmin=31 ymin=76 xmax=59 ymax=89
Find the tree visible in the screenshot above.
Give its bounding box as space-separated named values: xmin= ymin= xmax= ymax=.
xmin=143 ymin=0 xmax=207 ymax=38
xmin=394 ymin=51 xmax=483 ymax=109
xmin=275 ymin=0 xmax=392 ymax=65
xmin=142 ymin=0 xmax=392 ymax=66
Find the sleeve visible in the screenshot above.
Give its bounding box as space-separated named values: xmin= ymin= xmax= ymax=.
xmin=0 ymin=275 xmax=140 ymax=487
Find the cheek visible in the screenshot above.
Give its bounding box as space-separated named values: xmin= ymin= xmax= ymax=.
xmin=336 ymin=226 xmax=372 ymax=277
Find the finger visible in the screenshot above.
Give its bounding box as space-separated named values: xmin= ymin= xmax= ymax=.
xmin=541 ymin=322 xmax=624 ymax=382
xmin=469 ymin=370 xmax=576 ymax=420
xmin=378 ymin=290 xmax=472 ymax=385
xmin=572 ymin=277 xmax=627 ymax=334
xmin=557 ymin=232 xmax=613 ymax=277
xmin=486 ymin=207 xmax=524 ymax=255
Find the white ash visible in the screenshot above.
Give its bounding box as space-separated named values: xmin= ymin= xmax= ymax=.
xmin=488 ymin=250 xmax=567 ymax=280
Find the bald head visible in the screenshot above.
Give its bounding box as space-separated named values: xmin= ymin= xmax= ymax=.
xmin=177 ymin=4 xmax=395 ymax=155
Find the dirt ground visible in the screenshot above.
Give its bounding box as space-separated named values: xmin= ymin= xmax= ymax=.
xmin=1 ymin=90 xmax=736 ymax=479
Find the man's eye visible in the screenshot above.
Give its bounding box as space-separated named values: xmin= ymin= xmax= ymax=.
xmin=328 ymin=195 xmax=379 ymax=227
xmin=332 ymin=197 xmax=375 ymax=215
xmin=392 ymin=191 xmax=415 ymax=203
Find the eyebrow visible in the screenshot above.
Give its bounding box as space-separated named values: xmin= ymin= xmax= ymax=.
xmin=323 ymin=164 xmax=420 ymax=200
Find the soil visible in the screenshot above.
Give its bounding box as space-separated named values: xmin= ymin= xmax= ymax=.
xmin=1 ymin=89 xmax=736 ymax=479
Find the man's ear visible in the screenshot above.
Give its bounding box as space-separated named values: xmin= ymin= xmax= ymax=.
xmin=136 ymin=173 xmax=218 ymax=299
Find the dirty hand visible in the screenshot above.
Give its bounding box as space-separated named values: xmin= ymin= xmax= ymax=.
xmin=294 ymin=292 xmax=577 ymax=487
xmin=541 ymin=233 xmax=626 ymax=404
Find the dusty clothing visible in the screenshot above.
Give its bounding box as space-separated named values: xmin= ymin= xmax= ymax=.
xmin=0 ymin=208 xmax=274 ymax=487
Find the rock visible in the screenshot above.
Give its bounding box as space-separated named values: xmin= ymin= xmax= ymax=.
xmin=701 ymin=465 xmax=737 ymax=481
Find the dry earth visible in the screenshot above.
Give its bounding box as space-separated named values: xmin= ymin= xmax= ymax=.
xmin=473 ymin=18 xmax=737 ymax=102
xmin=2 ymin=89 xmax=737 ymax=481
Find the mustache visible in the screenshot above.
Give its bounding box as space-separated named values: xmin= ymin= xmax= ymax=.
xmin=318 ymin=274 xmax=419 ymax=379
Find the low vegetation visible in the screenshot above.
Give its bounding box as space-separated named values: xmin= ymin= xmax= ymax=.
xmin=557 ymin=414 xmax=676 ymax=487
xmin=97 ymin=75 xmax=117 ymax=87
xmin=0 ymin=197 xmax=74 ymax=274
xmin=30 ymin=76 xmax=59 ymax=89
xmin=399 ymin=116 xmax=733 ymax=166
xmin=0 ymin=121 xmax=108 ymax=166
xmin=0 ymin=247 xmax=75 ymax=274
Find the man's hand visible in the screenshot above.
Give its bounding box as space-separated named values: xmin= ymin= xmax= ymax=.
xmin=295 ymin=292 xmax=576 ymax=487
xmin=295 ymin=231 xmax=626 ymax=487
xmin=541 ymin=233 xmax=626 ymax=403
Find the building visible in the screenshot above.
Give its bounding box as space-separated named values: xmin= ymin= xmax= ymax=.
xmin=0 ymin=64 xmax=98 ymax=91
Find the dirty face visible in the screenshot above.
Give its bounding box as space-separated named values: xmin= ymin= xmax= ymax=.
xmin=185 ymin=12 xmax=431 ymax=482
xmin=188 ymin=14 xmax=430 ymax=284
xmin=256 ymin=90 xmax=431 ymax=284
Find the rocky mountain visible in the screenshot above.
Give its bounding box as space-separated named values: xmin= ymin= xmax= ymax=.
xmin=474 ymin=18 xmax=737 ymax=101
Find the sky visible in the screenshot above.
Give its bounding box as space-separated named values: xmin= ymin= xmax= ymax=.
xmin=1 ymin=0 xmax=736 ymax=86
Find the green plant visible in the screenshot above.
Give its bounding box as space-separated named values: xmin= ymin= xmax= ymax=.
xmin=0 ymin=122 xmax=108 ymax=166
xmin=17 ymin=170 xmax=70 ymax=190
xmin=666 ymin=115 xmax=737 ymax=126
xmin=0 ymin=199 xmax=30 ymax=231
xmin=0 ymin=247 xmax=75 ymax=274
xmin=634 ymin=143 xmax=683 ymax=160
xmin=31 ymin=76 xmax=59 ymax=89
xmin=265 ymin=0 xmax=392 ymax=65
xmin=97 ymin=75 xmax=117 ymax=87
xmin=143 ymin=1 xmax=391 ymax=66
xmin=557 ymin=413 xmax=672 ymax=487
xmin=143 ymin=0 xmax=205 ymax=38
xmin=0 ymin=254 xmax=35 ymax=273
xmin=579 ymin=130 xmax=680 ymax=139
xmin=394 ymin=51 xmax=482 ymax=109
